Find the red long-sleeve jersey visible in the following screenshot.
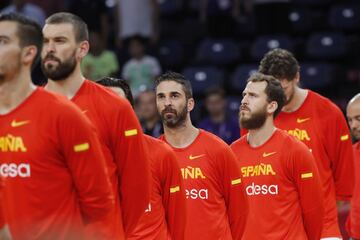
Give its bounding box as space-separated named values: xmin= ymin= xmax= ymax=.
xmin=0 ymin=88 xmax=114 ymax=240
xmin=128 ymin=135 xmax=186 ymax=240
xmin=347 ymin=141 xmax=360 ymax=238
xmin=231 ymin=129 xmax=324 ymax=239
xmin=70 ymin=80 xmax=150 ymax=238
xmin=160 ymin=129 xmax=248 ymax=240
xmin=240 ymin=90 xmax=354 ymax=237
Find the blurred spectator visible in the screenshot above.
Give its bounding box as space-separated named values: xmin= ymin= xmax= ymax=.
xmin=67 ymin=0 xmax=109 ymax=44
xmin=1 ymin=0 xmax=46 ymax=25
xmin=29 ymin=0 xmax=64 ymax=16
xmin=114 ymin=0 xmax=159 ymax=48
xmin=243 ymin=0 xmax=291 ymax=34
xmin=82 ymin=31 xmax=119 ymax=81
xmin=122 ymin=35 xmax=161 ymax=96
xmin=198 ymin=87 xmax=240 ymax=144
xmin=199 ymin=0 xmax=240 ymax=37
xmin=135 ymin=90 xmax=163 ymax=138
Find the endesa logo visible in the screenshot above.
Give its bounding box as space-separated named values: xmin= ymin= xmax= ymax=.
xmin=185 ymin=188 xmax=208 ymax=200
xmin=246 ymin=182 xmax=278 ymax=196
xmin=0 ymin=163 xmax=31 ymax=178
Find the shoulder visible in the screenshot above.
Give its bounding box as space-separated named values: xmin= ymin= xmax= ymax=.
xmin=39 ymin=88 xmax=78 ymax=112
xmin=230 ymin=134 xmax=247 ymax=150
xmin=144 ymin=55 xmax=159 ymax=64
xmin=200 ymin=130 xmax=232 ymax=152
xmin=277 ymin=129 xmax=312 ymax=157
xmin=84 ymin=80 xmax=131 ymax=111
xmin=308 ymin=90 xmax=343 ymax=117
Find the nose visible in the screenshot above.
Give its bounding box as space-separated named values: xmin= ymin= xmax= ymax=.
xmin=241 ymin=95 xmax=248 ymax=105
xmin=44 ymin=41 xmax=55 ymax=53
xmin=164 ymin=96 xmax=172 ymax=106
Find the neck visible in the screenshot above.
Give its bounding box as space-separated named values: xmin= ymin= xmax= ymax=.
xmin=247 ymin=118 xmax=276 ymax=147
xmin=0 ymin=69 xmax=36 ymax=115
xmin=163 ymin=116 xmax=199 ymax=148
xmin=283 ymin=87 xmax=308 ymax=112
xmin=45 ymin=65 xmax=85 ymax=99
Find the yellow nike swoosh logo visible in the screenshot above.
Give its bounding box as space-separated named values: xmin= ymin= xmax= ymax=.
xmin=263 ymin=152 xmax=276 ymax=158
xmin=189 ymin=154 xmax=205 ymax=160
xmin=11 ymin=120 xmax=30 ymax=128
xmin=297 ymin=118 xmax=310 ymax=123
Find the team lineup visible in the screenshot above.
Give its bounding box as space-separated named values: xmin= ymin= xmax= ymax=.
xmin=0 ymin=11 xmax=359 ymax=240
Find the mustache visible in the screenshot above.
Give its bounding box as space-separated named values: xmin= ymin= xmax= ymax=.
xmin=42 ymin=54 xmax=61 ymax=63
xmin=240 ymin=105 xmax=250 ymax=111
xmin=161 ymin=106 xmax=177 ymax=115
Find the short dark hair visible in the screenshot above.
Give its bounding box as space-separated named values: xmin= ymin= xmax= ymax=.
xmin=0 ymin=13 xmax=43 ymax=67
xmin=96 ymin=77 xmax=134 ymax=107
xmin=45 ymin=12 xmax=88 ymax=42
xmin=259 ymin=48 xmax=300 ymax=81
xmin=247 ymin=72 xmax=286 ymax=118
xmin=205 ymin=87 xmax=225 ymax=99
xmin=155 ymin=71 xmax=193 ymax=99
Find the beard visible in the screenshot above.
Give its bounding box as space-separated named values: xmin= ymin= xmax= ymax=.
xmin=160 ymin=104 xmax=188 ymax=128
xmin=41 ymin=50 xmax=77 ymax=81
xmin=239 ymin=105 xmax=267 ymax=130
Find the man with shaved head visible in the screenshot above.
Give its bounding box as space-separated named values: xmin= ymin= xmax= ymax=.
xmin=346 ymin=93 xmax=360 ymax=239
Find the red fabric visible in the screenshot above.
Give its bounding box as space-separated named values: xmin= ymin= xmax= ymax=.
xmin=128 ymin=135 xmax=186 ymax=240
xmin=347 ymin=141 xmax=360 ymax=239
xmin=0 ymin=177 xmax=5 ymax=229
xmin=71 ymin=80 xmax=150 ymax=238
xmin=0 ymin=88 xmax=114 ymax=240
xmin=231 ymin=129 xmax=324 ymax=239
xmin=160 ymin=130 xmax=248 ymax=240
xmin=240 ymin=90 xmax=354 ymax=238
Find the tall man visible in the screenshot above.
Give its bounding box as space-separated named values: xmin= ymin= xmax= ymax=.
xmin=0 ymin=13 xmax=114 ymax=239
xmin=41 ymin=12 xmax=150 ymax=238
xmin=97 ymin=77 xmax=186 ymax=240
xmin=155 ymin=71 xmax=248 ymax=240
xmin=231 ymin=73 xmax=324 ymax=239
xmin=257 ymin=48 xmax=355 ymax=239
xmin=346 ymin=93 xmax=360 ymax=239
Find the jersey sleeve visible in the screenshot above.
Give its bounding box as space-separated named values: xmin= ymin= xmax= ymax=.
xmin=160 ymin=146 xmax=186 ymax=240
xmin=219 ymin=145 xmax=248 ymax=239
xmin=322 ymin=106 xmax=354 ymax=201
xmin=110 ymin=99 xmax=150 ymax=235
xmin=57 ymin=104 xmax=114 ymax=224
xmin=347 ymin=148 xmax=360 ymax=238
xmin=289 ymin=141 xmax=324 ymax=240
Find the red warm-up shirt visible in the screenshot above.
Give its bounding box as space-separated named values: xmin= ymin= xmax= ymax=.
xmin=70 ymin=80 xmax=150 ymax=238
xmin=129 ymin=135 xmax=186 ymax=240
xmin=0 ymin=88 xmax=114 ymax=240
xmin=160 ymin=129 xmax=248 ymax=240
xmin=231 ymin=129 xmax=324 ymax=240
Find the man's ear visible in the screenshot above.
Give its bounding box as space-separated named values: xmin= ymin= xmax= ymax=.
xmin=22 ymin=45 xmax=38 ymax=66
xmin=77 ymin=40 xmax=89 ymax=59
